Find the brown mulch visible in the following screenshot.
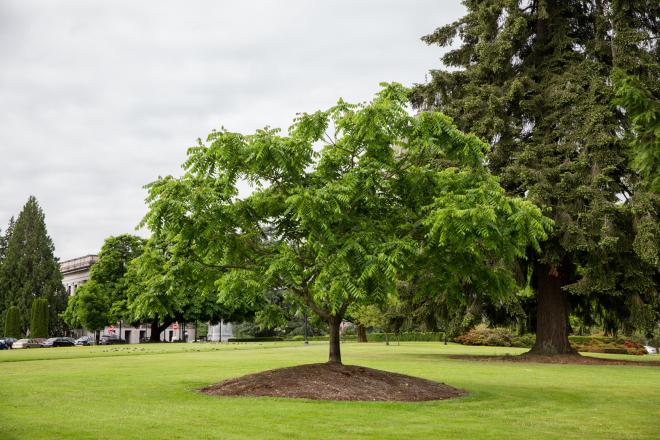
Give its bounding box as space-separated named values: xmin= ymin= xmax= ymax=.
xmin=448 ymin=353 xmax=660 ymax=366
xmin=200 ymin=362 xmax=466 ymax=401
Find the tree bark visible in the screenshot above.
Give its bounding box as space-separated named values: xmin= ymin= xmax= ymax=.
xmin=357 ymin=324 xmax=367 ymax=343
xmin=529 ymin=264 xmax=576 ymax=355
xmin=149 ymin=319 xmax=173 ymax=343
xmin=328 ymin=317 xmax=342 ymax=364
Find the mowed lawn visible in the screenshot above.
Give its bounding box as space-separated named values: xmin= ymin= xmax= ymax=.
xmin=1 ymin=342 xmax=659 ymax=439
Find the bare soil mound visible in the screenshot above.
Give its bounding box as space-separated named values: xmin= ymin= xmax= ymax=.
xmin=449 ymin=353 xmax=660 ymax=366
xmin=200 ymin=363 xmax=465 ymax=401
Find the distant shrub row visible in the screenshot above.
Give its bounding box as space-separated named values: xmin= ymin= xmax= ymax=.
xmin=227 ymin=337 xmax=284 ymax=343
xmin=227 ymin=329 xmax=648 ymax=355
xmin=453 ymin=326 xmax=648 ymax=355
xmin=286 ymin=332 xmax=446 ymax=342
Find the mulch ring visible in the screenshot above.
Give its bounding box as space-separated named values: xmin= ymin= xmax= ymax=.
xmin=200 ymin=362 xmax=466 ymax=402
xmin=448 ymin=353 xmax=660 ymax=366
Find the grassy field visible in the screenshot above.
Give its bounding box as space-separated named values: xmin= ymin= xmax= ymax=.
xmin=1 ymin=342 xmax=659 ymax=439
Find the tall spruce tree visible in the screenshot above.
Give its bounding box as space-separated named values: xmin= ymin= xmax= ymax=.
xmin=0 ymin=197 xmax=67 ymax=336
xmin=412 ymin=1 xmax=659 ymax=354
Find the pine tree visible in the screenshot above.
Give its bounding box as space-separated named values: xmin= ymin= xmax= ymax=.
xmin=3 ymin=305 xmax=21 ymax=338
xmin=30 ymin=298 xmax=49 ymax=338
xmin=0 ymin=197 xmax=67 ymax=336
xmin=412 ymin=1 xmax=659 ymax=354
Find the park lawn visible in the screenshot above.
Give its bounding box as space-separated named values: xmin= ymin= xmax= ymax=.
xmin=1 ymin=342 xmax=659 ymax=440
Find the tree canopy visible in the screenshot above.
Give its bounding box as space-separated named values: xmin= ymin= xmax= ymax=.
xmin=412 ymin=0 xmax=659 ymax=353
xmin=62 ymin=234 xmax=146 ymax=335
xmin=139 ymin=83 xmax=551 ymax=363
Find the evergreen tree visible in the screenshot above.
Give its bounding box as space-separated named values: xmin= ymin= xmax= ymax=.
xmin=412 ymin=1 xmax=659 ymax=354
xmin=0 ymin=197 xmax=67 ymax=336
xmin=0 ymin=217 xmax=15 ymax=264
xmin=0 ymin=217 xmax=15 ymax=330
xmin=3 ymin=305 xmax=21 ymax=338
xmin=30 ymin=298 xmax=49 ymax=338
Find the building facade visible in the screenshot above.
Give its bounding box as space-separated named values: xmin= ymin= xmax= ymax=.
xmin=59 ymin=255 xmax=232 ymax=343
xmin=61 ymin=255 xmax=98 ymax=296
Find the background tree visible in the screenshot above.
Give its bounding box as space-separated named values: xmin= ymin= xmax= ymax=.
xmin=140 ymin=84 xmax=550 ymax=364
xmin=126 ymin=236 xmax=252 ymax=342
xmin=61 ymin=281 xmax=110 ymax=343
xmin=412 ymin=1 xmax=659 ymax=354
xmin=30 ymin=298 xmax=49 ymax=338
xmin=62 ymin=234 xmax=146 ymax=339
xmin=0 ymin=217 xmax=14 ymax=265
xmin=0 ymin=197 xmax=67 ymax=336
xmin=3 ymin=305 xmax=21 ymax=338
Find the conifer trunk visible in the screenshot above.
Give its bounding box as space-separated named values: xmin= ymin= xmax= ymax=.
xmin=328 ymin=317 xmax=342 ymax=364
xmin=529 ymin=264 xmax=576 ymax=355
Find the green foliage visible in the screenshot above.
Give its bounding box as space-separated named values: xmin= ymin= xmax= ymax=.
xmin=3 ymin=305 xmax=21 ymax=338
xmin=412 ymin=1 xmax=659 ymax=347
xmin=363 ymin=332 xmax=446 ymax=343
xmin=455 ymin=324 xmax=534 ymax=348
xmin=62 ymin=234 xmax=146 ymax=332
xmin=0 ymin=197 xmax=66 ymax=336
xmin=29 ymin=298 xmax=49 ymax=338
xmin=140 ymin=83 xmax=551 ymax=362
xmin=227 ymin=337 xmax=284 ymax=342
xmin=125 ymin=237 xmax=246 ymax=330
xmin=613 ymin=68 xmax=660 ymax=192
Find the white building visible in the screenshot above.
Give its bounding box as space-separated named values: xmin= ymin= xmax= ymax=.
xmin=59 ymin=255 xmax=232 ymax=343
xmin=61 ymin=255 xmax=98 ymax=296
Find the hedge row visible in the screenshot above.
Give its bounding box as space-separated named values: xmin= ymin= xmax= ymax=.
xmin=286 ymin=332 xmax=446 ymax=342
xmin=227 ymin=337 xmax=284 ymax=342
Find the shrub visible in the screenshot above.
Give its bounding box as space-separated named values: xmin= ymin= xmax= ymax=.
xmin=571 ymin=337 xmax=648 ymax=356
xmin=3 ymin=306 xmax=22 ymax=338
xmin=455 ymin=324 xmax=534 ymax=348
xmin=30 ymin=298 xmax=49 ymax=338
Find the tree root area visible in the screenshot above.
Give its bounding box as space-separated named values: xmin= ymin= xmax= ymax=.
xmin=449 ymin=353 xmax=660 ymax=366
xmin=200 ymin=363 xmax=466 ymax=401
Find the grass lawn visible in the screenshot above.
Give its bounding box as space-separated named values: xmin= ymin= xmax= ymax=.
xmin=1 ymin=342 xmax=659 ymax=439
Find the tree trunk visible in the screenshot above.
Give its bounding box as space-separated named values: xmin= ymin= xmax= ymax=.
xmin=149 ymin=320 xmax=161 ymax=342
xmin=529 ymin=264 xmax=576 ymax=355
xmin=149 ymin=319 xmax=173 ymax=343
xmin=328 ymin=317 xmax=342 ymax=364
xmin=357 ymin=324 xmax=367 ymax=343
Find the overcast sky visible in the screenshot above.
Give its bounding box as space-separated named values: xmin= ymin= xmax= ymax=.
xmin=0 ymin=0 xmax=464 ymax=261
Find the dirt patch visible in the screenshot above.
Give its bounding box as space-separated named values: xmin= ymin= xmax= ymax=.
xmin=200 ymin=363 xmax=465 ymax=401
xmin=449 ymin=353 xmax=660 ymax=366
